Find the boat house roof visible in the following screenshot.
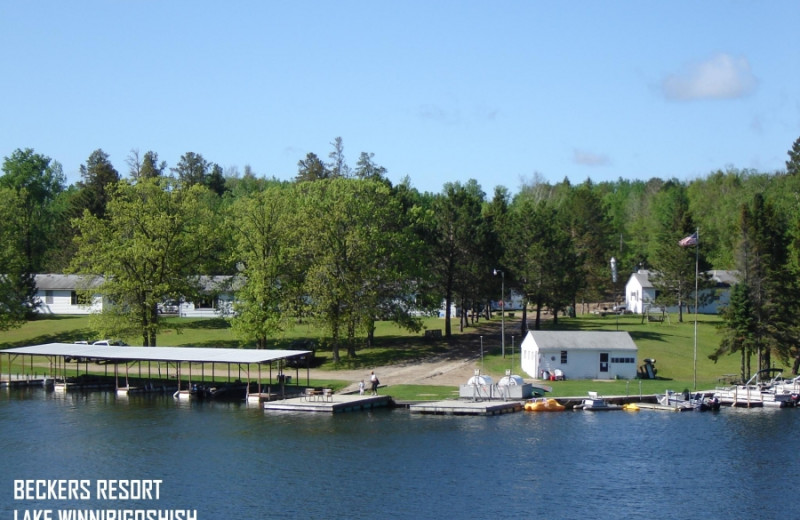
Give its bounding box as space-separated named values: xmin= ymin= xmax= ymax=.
xmin=523 ymin=331 xmax=638 ymax=352
xmin=4 ymin=343 xmax=310 ymax=365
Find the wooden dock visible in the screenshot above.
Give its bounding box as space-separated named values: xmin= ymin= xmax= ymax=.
xmin=409 ymin=399 xmax=523 ymax=416
xmin=263 ymin=394 xmax=392 ymax=413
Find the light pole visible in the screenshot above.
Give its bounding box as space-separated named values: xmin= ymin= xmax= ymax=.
xmin=610 ymin=257 xmax=619 ymax=331
xmin=494 ymin=269 xmax=505 ymax=358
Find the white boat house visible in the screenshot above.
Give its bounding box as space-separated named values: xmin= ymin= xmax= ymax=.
xmin=520 ymin=330 xmax=638 ymax=381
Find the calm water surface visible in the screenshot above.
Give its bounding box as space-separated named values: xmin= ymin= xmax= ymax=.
xmin=1 ymin=388 xmax=798 ymax=520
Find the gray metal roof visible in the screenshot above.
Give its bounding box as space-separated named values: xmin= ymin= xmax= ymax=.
xmin=34 ymin=274 xmax=104 ymax=290
xmin=524 ymin=331 xmax=638 ymax=352
xmin=3 ymin=343 xmax=310 ymax=364
xmin=708 ymin=269 xmax=740 ymax=286
xmin=629 ymin=269 xmax=739 ymax=288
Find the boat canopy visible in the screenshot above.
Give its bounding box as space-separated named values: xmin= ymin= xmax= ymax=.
xmin=4 ymin=343 xmax=310 ymax=365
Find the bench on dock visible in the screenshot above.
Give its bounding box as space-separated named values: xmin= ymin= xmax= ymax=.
xmin=302 ymin=388 xmax=333 ymax=402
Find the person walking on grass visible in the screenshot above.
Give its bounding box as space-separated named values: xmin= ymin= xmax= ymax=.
xmin=370 ymin=371 xmax=379 ymax=395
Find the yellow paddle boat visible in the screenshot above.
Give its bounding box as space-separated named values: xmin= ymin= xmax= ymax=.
xmin=623 ymin=403 xmax=640 ymax=411
xmin=524 ymin=398 xmax=565 ymax=412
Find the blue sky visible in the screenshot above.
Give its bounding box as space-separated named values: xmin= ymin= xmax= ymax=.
xmin=1 ymin=1 xmax=798 ymax=195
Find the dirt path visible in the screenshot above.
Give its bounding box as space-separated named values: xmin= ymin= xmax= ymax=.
xmin=307 ymin=354 xmax=484 ymax=393
xmin=306 ymin=318 xmax=522 ymax=392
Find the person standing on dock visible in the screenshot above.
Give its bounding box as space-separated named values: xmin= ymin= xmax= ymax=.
xmin=370 ymin=371 xmax=379 ymax=395
xmin=359 ymin=380 xmax=365 ymax=395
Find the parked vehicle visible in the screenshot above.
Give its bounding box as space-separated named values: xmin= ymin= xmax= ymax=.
xmin=157 ymin=300 xmax=180 ymax=314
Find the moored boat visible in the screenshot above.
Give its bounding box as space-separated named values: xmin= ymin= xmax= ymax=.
xmin=524 ymin=398 xmax=565 ymax=412
xmin=574 ymin=392 xmax=622 ymax=411
xmin=713 ymin=369 xmax=795 ymax=408
xmin=771 ymin=375 xmax=800 ymax=405
xmin=657 ymin=390 xmax=720 ymax=412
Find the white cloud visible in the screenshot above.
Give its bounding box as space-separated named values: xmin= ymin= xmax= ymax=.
xmin=662 ymin=53 xmax=757 ymax=101
xmin=573 ymin=149 xmax=611 ymax=167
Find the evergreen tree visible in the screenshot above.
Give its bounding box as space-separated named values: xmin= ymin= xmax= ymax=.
xmin=786 ymin=136 xmax=800 ymax=176
xmin=78 ymin=149 xmax=120 ymax=218
xmin=735 ymin=193 xmax=799 ymax=373
xmin=711 ymin=282 xmax=756 ymax=381
xmin=426 ymin=181 xmax=486 ymax=337
xmin=295 ymin=152 xmax=330 ymax=182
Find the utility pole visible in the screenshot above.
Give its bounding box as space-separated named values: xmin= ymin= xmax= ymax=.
xmin=494 ymin=269 xmax=505 ymax=358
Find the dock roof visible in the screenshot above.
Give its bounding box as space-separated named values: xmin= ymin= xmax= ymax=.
xmin=3 ymin=343 xmax=310 ymax=365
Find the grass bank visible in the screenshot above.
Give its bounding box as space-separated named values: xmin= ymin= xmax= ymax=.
xmin=1 ymin=311 xmax=787 ymax=399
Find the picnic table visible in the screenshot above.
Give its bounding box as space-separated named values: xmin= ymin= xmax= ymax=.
xmin=302 ymin=388 xmax=333 ymax=402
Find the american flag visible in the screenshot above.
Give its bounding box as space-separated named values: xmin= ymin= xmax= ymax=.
xmin=678 ymin=232 xmax=698 ymax=247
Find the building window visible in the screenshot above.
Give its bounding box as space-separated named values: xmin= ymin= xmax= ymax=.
xmin=46 ymin=291 xmax=54 ymax=304
xmin=560 ymin=350 xmax=567 ymax=364
xmin=71 ymin=291 xmax=91 ymax=306
xmin=196 ymin=297 xmax=214 ymax=309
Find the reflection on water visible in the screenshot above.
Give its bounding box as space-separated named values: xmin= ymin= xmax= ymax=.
xmin=1 ymin=389 xmax=798 ymax=519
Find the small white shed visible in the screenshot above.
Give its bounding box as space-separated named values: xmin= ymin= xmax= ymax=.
xmin=520 ymin=330 xmax=638 ymax=381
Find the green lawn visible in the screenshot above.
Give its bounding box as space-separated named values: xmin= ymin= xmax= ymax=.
xmin=0 ymin=311 xmax=786 ymax=399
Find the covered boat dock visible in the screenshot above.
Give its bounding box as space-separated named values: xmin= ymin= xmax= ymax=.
xmin=1 ymin=343 xmax=312 ymax=401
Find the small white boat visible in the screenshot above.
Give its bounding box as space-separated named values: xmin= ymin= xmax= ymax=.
xmin=657 ymin=390 xmax=720 ymax=412
xmin=771 ymin=374 xmax=800 ymax=402
xmin=714 ymin=369 xmax=795 ymax=408
xmin=574 ymin=391 xmax=622 ymax=411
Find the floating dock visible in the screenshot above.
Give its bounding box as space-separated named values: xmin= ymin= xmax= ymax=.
xmin=263 ymin=394 xmax=392 ymax=413
xmin=0 ymin=376 xmax=50 ymax=388
xmin=409 ymin=399 xmax=523 ymax=416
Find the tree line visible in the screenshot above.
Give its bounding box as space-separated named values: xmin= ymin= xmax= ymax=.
xmin=3 ymin=137 xmax=800 ymax=372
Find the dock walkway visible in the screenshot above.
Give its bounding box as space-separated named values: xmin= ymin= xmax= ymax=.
xmin=409 ymin=399 xmax=522 ymax=416
xmin=263 ymin=394 xmax=392 ymax=413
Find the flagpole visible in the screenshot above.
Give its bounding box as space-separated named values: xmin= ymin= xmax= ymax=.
xmin=693 ymin=227 xmax=699 ymax=390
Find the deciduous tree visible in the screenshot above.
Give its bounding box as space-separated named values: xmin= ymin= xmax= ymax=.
xmin=70 ymin=178 xmax=221 ymax=345
xmin=0 ymin=187 xmax=34 ymax=329
xmin=294 ymin=178 xmax=419 ymax=361
xmin=227 ymin=186 xmax=296 ymax=349
xmin=1 ymin=148 xmax=66 ymax=271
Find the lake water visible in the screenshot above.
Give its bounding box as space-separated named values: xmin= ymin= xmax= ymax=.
xmin=1 ymin=388 xmax=798 ymax=520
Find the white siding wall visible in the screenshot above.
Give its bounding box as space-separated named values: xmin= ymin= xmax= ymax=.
xmin=36 ymin=290 xmax=102 ymax=315
xmin=521 ymin=334 xmax=638 ymax=380
xmin=179 ymin=296 xmax=235 ymax=318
